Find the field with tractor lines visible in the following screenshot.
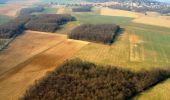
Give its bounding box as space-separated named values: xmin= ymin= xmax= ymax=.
xmin=0 ymin=30 xmax=88 ymax=100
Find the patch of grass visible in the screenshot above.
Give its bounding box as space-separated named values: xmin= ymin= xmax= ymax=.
xmin=0 ymin=15 xmax=13 ymax=25
xmin=73 ymin=13 xmax=133 ymax=26
xmin=22 ymin=58 xmax=170 ymax=100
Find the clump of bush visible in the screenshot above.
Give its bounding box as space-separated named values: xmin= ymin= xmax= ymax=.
xmin=72 ymin=6 xmax=92 ymax=12
xmin=25 ymin=14 xmax=75 ymax=32
xmin=68 ymin=24 xmax=120 ymax=44
xmin=22 ymin=58 xmax=170 ymax=100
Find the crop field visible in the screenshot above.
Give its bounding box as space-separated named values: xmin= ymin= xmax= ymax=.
xmin=0 ymin=4 xmax=23 ymax=16
xmin=133 ymin=16 xmax=170 ymax=28
xmin=0 ymin=30 xmax=88 ymax=100
xmin=0 ymin=5 xmax=170 ymax=99
xmin=100 ymin=8 xmax=144 ymax=18
xmin=73 ymin=13 xmax=133 ymax=26
xmin=0 ymin=15 xmax=13 ymax=24
xmin=72 ymin=13 xmax=170 ymax=71
xmin=56 ymin=21 xmax=79 ymax=34
xmin=68 ymin=13 xmax=170 ymax=99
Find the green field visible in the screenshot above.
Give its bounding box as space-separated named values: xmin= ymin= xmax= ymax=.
xmin=71 ymin=13 xmax=170 ymax=70
xmin=68 ymin=13 xmax=170 ymax=99
xmin=0 ymin=15 xmax=13 ymax=25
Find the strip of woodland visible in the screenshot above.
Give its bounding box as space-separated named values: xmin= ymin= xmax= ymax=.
xmin=22 ymin=58 xmax=170 ymax=100
xmin=69 ymin=24 xmax=120 ymax=44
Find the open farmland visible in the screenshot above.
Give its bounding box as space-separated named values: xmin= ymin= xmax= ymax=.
xmin=0 ymin=4 xmax=170 ymax=100
xmin=100 ymin=8 xmax=144 ymax=18
xmin=0 ymin=30 xmax=88 ymax=100
xmin=133 ymin=16 xmax=170 ymax=28
xmin=72 ymin=13 xmax=170 ymax=71
xmin=0 ymin=15 xmax=13 ymax=25
xmin=69 ymin=13 xmax=170 ymax=100
xmin=0 ymin=4 xmax=24 ymax=16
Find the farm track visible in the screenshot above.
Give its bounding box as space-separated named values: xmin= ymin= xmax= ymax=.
xmin=0 ymin=31 xmax=88 ymax=100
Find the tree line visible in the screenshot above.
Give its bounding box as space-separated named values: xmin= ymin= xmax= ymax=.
xmin=22 ymin=58 xmax=170 ymax=100
xmin=68 ymin=24 xmax=120 ymax=44
xmin=19 ymin=6 xmax=45 ymax=16
xmin=0 ymin=14 xmax=75 ymax=38
xmin=25 ymin=14 xmax=75 ymax=32
xmin=72 ymin=6 xmax=92 ymax=12
xmin=0 ymin=16 xmax=32 ymax=38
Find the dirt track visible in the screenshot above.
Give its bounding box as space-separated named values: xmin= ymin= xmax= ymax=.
xmin=0 ymin=31 xmax=88 ymax=100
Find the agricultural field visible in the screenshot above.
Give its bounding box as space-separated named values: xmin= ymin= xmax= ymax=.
xmin=72 ymin=13 xmax=170 ymax=71
xmin=133 ymin=16 xmax=170 ymax=28
xmin=0 ymin=4 xmax=23 ymax=16
xmin=0 ymin=15 xmax=13 ymax=24
xmin=100 ymin=8 xmax=144 ymax=18
xmin=0 ymin=30 xmax=88 ymax=100
xmin=67 ymin=12 xmax=170 ymax=99
xmin=0 ymin=4 xmax=170 ymax=100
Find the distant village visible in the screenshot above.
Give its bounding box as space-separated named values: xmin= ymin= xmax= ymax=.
xmin=48 ymin=1 xmax=170 ymax=15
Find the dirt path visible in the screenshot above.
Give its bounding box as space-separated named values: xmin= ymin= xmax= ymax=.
xmin=0 ymin=31 xmax=88 ymax=100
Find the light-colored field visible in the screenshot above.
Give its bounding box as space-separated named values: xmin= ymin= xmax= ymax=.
xmin=73 ymin=29 xmax=170 ymax=71
xmin=0 ymin=30 xmax=66 ymax=75
xmin=57 ymin=6 xmax=65 ymax=14
xmin=134 ymin=79 xmax=170 ymax=100
xmin=0 ymin=4 xmax=23 ymax=16
xmin=100 ymin=8 xmax=144 ymax=18
xmin=0 ymin=31 xmax=88 ymax=100
xmin=133 ymin=16 xmax=170 ymax=28
xmin=56 ymin=21 xmax=80 ymax=34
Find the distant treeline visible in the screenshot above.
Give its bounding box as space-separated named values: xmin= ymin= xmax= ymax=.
xmin=69 ymin=24 xmax=120 ymax=44
xmin=22 ymin=58 xmax=170 ymax=100
xmin=72 ymin=6 xmax=92 ymax=12
xmin=0 ymin=14 xmax=75 ymax=38
xmin=19 ymin=6 xmax=45 ymax=16
xmin=25 ymin=14 xmax=75 ymax=32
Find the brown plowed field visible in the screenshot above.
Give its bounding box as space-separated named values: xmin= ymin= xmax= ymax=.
xmin=0 ymin=31 xmax=88 ymax=100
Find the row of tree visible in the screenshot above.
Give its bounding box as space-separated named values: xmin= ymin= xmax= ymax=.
xmin=68 ymin=24 xmax=120 ymax=44
xmin=72 ymin=6 xmax=92 ymax=12
xmin=19 ymin=6 xmax=44 ymax=16
xmin=22 ymin=58 xmax=170 ymax=100
xmin=25 ymin=14 xmax=75 ymax=32
xmin=0 ymin=16 xmax=32 ymax=38
xmin=0 ymin=14 xmax=75 ymax=38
